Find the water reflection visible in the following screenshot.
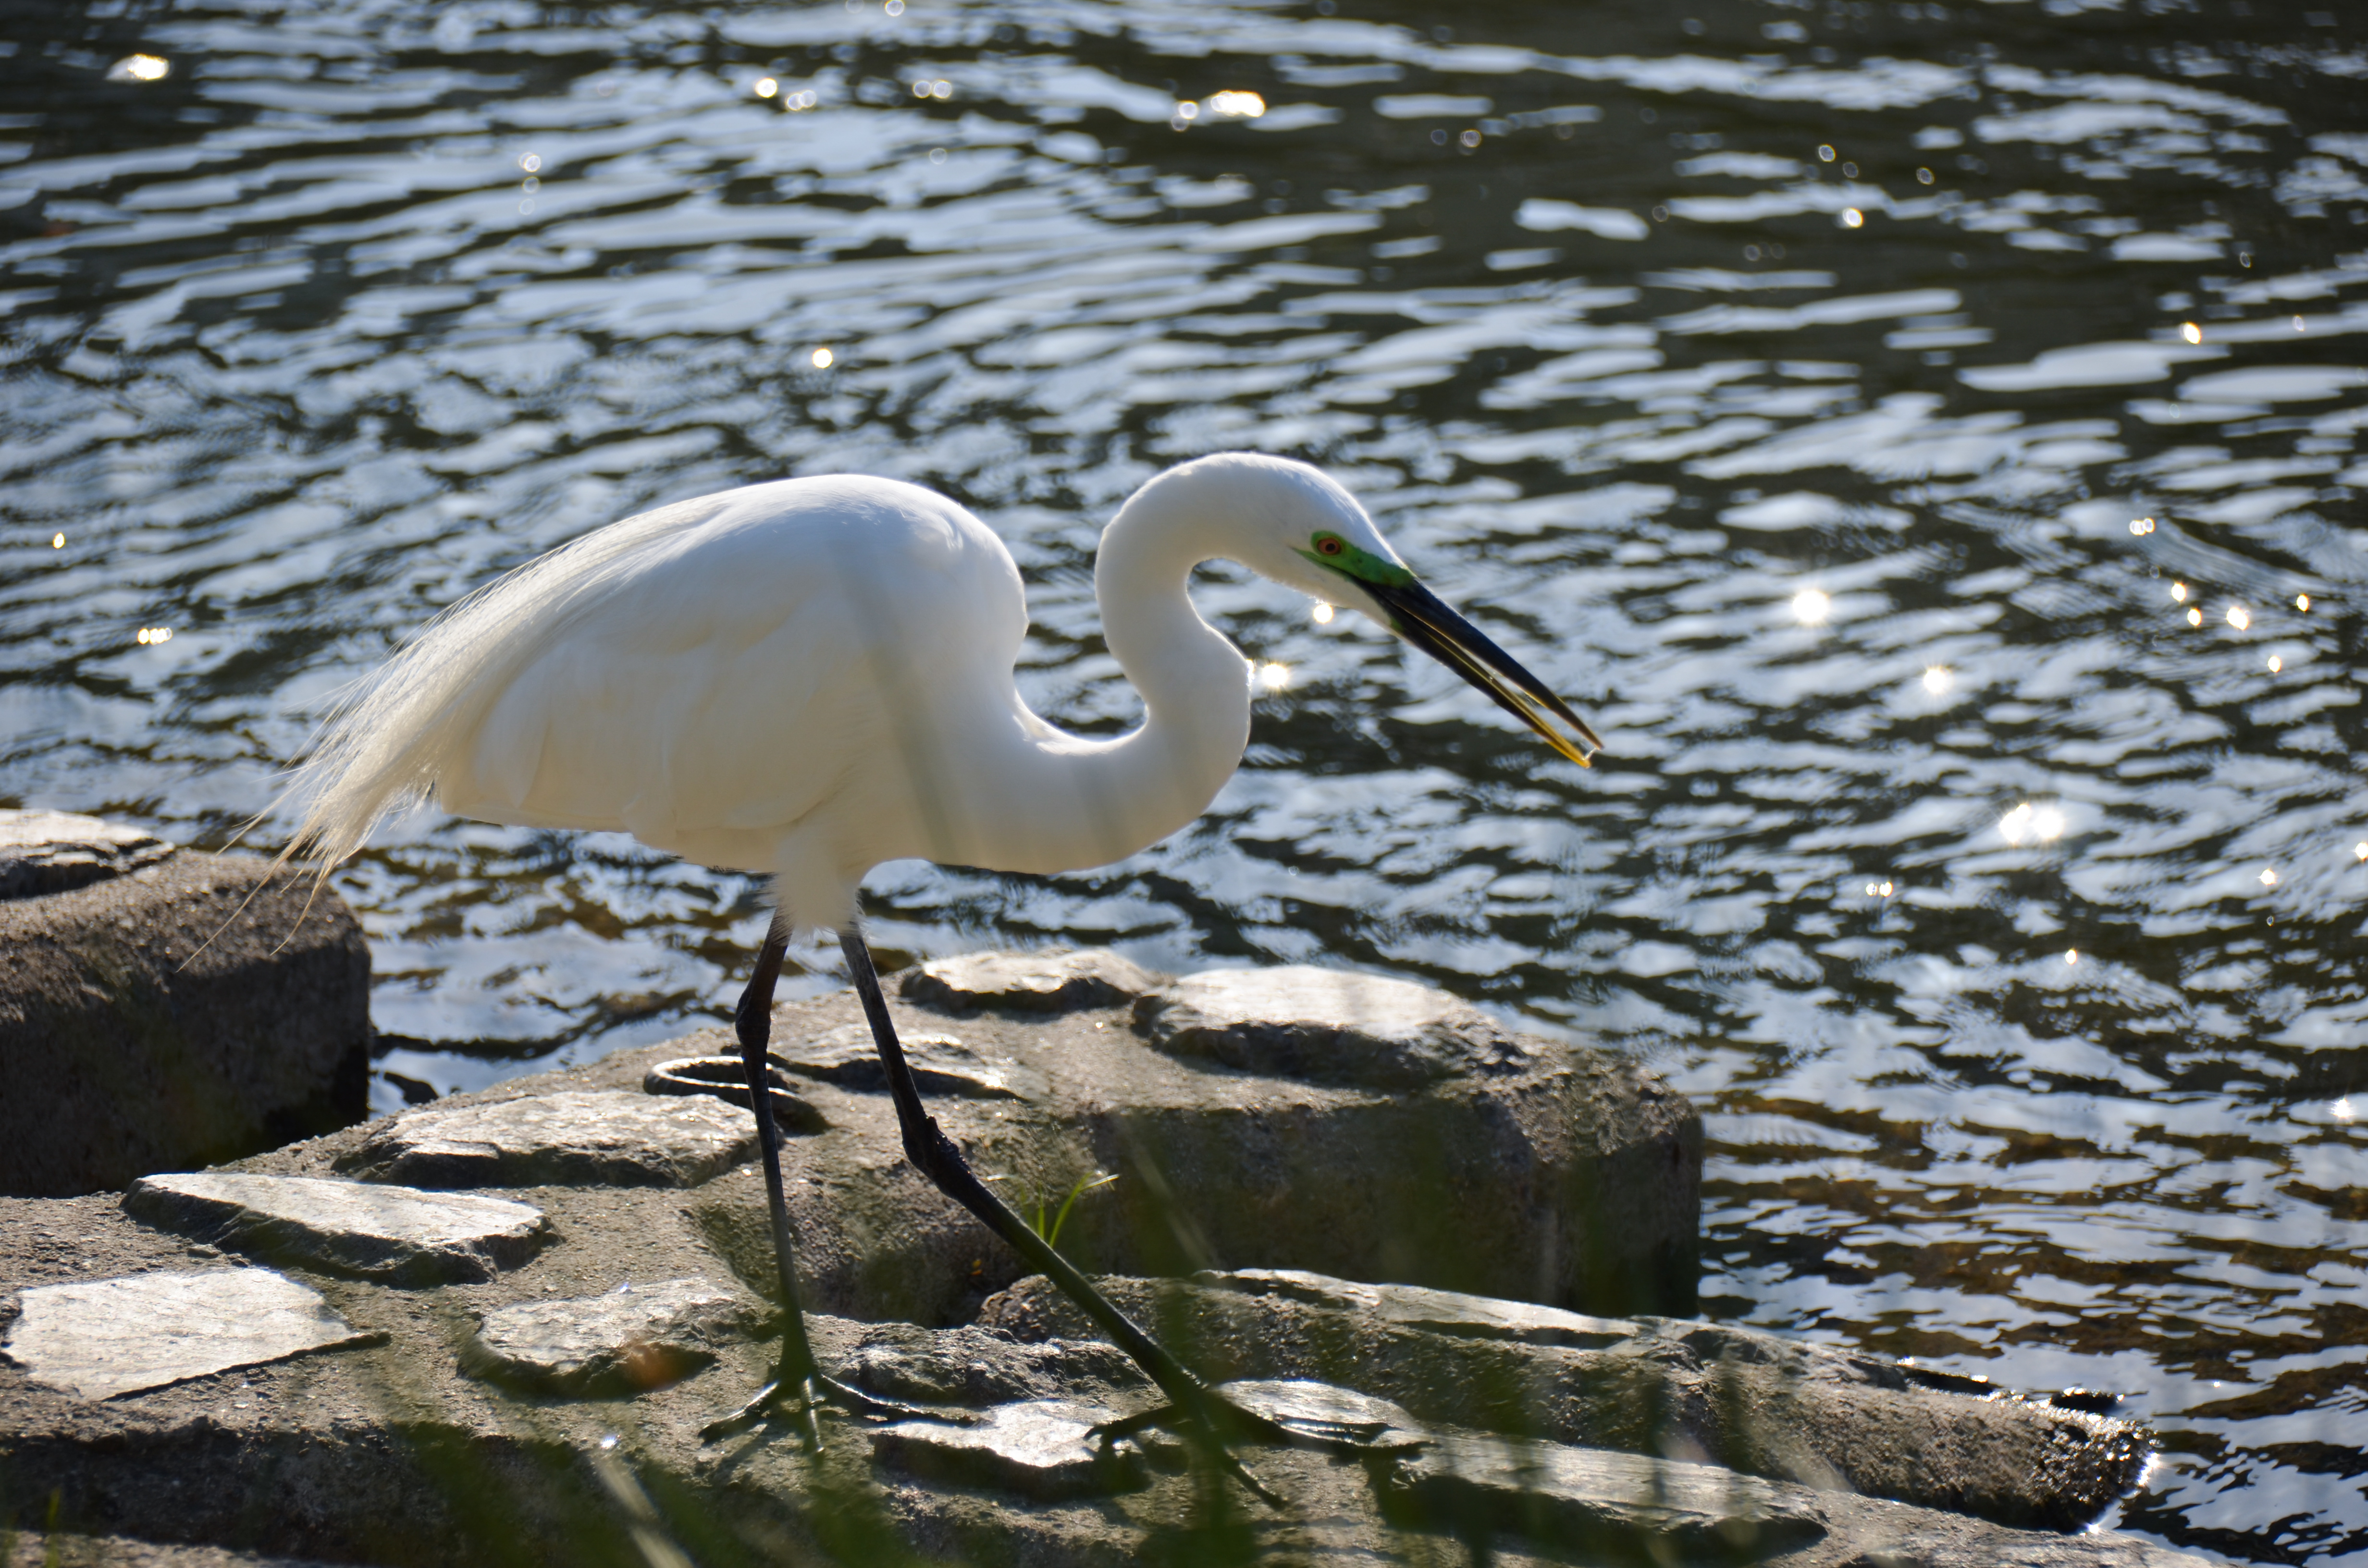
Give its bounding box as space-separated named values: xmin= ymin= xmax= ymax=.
xmin=2 ymin=0 xmax=2364 ymax=1560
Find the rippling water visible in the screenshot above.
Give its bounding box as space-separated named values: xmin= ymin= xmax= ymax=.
xmin=4 ymin=0 xmax=2366 ymax=1558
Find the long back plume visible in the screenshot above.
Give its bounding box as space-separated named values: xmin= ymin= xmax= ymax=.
xmin=274 ymin=493 xmax=728 ymax=873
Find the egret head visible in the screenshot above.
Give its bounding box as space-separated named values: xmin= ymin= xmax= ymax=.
xmin=1177 ymin=452 xmax=1604 ymax=768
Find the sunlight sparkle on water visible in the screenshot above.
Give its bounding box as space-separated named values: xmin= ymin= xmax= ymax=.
xmin=2181 ymin=321 xmax=2203 ymax=344
xmin=1922 ymin=665 xmax=1951 ymax=695
xmin=50 ymin=534 xmax=63 ymax=549
xmin=2269 ymin=655 xmax=2282 ymax=672
xmin=2171 ymin=581 xmax=2187 ymax=601
xmin=2336 ymin=1098 xmax=2357 ymax=1124
xmin=2297 ymin=594 xmax=2311 ymax=611
xmin=2187 ymin=607 xmax=2203 ymax=626
xmin=1791 ymin=588 xmax=1829 ymax=625
xmin=107 ymin=55 xmax=169 ymax=82
xmin=2227 ymin=605 xmax=2250 ymax=630
xmin=1311 ymin=603 xmax=1334 ymax=624
xmin=2129 ymin=516 xmax=2154 ymax=535
xmin=810 ymin=347 xmax=834 ymax=368
xmin=1205 ymin=91 xmax=1267 ymax=120
xmin=2000 ymin=801 xmax=2065 ymax=845
xmin=2259 ymin=867 xmax=2278 ymax=887
xmin=2066 ymin=949 xmax=2079 ymax=965
xmin=754 ymin=78 xmax=778 ymax=98
xmin=1258 ymin=662 xmax=1290 ymax=690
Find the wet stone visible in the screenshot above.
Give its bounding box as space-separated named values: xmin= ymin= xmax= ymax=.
xmin=1386 ymin=1433 xmax=1829 ymax=1563
xmin=1218 ymin=1378 xmax=1428 ymax=1451
xmin=463 ymin=1277 xmax=753 ymax=1397
xmin=1 ymin=1267 xmax=374 ymax=1400
xmin=335 ymin=1090 xmax=758 ymax=1188
xmin=0 ymin=808 xmax=176 ymax=899
xmin=1134 ymin=967 xmax=1534 ymax=1087
xmin=899 ymin=948 xmax=1161 ymax=1014
xmin=872 ymin=1400 xmax=1149 ymax=1501
xmin=777 ymin=1024 xmax=1043 ymax=1101
xmin=124 ymin=1172 xmax=549 ymax=1285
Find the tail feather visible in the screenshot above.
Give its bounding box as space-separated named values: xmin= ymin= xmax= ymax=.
xmin=269 ymin=492 xmax=728 ymax=878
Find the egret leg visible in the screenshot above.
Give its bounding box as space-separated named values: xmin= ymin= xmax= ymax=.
xmin=839 ymin=927 xmax=1357 ymax=1493
xmin=702 ymin=911 xmax=956 ymax=1444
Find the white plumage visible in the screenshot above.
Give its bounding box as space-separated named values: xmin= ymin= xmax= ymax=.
xmin=282 ymin=453 xmax=1539 ymax=923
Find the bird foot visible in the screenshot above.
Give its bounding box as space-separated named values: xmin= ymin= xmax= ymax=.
xmin=701 ymin=1372 xmax=974 ymax=1445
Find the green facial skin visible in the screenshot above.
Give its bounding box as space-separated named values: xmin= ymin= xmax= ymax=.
xmin=1296 ymin=531 xmax=1415 ymax=590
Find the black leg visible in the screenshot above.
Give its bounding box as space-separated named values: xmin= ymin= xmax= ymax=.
xmin=839 ymin=926 xmax=1356 ymax=1493
xmin=703 ymin=912 xmax=957 ymax=1444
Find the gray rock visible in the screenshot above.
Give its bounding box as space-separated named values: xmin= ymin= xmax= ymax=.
xmin=0 ymin=825 xmax=370 ymax=1198
xmin=640 ymin=1055 xmax=830 ymax=1133
xmin=123 ymin=1172 xmax=549 ymax=1286
xmin=841 ymin=1322 xmax=1149 ymax=1409
xmin=900 ymin=948 xmax=1161 ymax=1014
xmin=872 ymin=1400 xmax=1150 ymax=1500
xmin=1218 ymin=1377 xmax=1427 ymax=1450
xmin=1134 ymin=965 xmax=1532 ymax=1087
xmin=1 ymin=1267 xmax=374 ymax=1400
xmin=979 ymin=1267 xmax=2153 ymax=1535
xmin=774 ymin=1023 xmax=1044 ymax=1101
xmin=335 ymin=1090 xmax=759 ymax=1188
xmin=0 ymin=809 xmax=176 ymax=899
xmin=463 ymin=1277 xmax=754 ymax=1396
xmin=1385 ymin=1431 xmax=1829 ymax=1562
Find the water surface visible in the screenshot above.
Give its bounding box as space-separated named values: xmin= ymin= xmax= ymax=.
xmin=3 ymin=0 xmax=2365 ymax=1559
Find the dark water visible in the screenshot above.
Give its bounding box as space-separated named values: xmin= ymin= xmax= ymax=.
xmin=4 ymin=0 xmax=2366 ymax=1557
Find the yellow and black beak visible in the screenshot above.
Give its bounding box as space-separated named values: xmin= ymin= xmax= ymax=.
xmin=1361 ymin=577 xmax=1603 ymax=768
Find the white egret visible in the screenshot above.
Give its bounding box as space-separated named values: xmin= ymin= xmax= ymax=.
xmin=282 ymin=452 xmax=1600 ymax=1465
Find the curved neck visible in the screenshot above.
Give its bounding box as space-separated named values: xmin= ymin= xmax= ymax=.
xmin=964 ymin=476 xmax=1253 ymax=875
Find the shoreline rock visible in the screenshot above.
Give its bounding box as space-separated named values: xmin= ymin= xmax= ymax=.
xmin=0 ymin=811 xmax=370 ymax=1199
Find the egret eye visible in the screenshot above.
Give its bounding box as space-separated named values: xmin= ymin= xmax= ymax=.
xmin=1315 ymin=535 xmax=1345 ymax=557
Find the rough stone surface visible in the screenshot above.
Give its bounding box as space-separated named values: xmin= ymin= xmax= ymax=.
xmin=0 ymin=809 xmax=176 ymax=899
xmin=872 ymin=1400 xmax=1149 ymax=1500
xmin=462 ymin=1277 xmax=755 ymax=1396
xmin=773 ymin=1023 xmax=1045 ymax=1101
xmin=1135 ymin=965 xmax=1534 ymax=1087
xmin=0 ymin=824 xmax=370 ymax=1198
xmin=900 ymin=947 xmax=1163 ymax=1015
xmin=0 ymin=1181 xmax=2211 ymax=1568
xmin=640 ymin=1055 xmax=829 ymax=1133
xmin=335 ymin=1090 xmax=759 ymax=1188
xmin=4 ymin=1534 xmax=339 ymax=1568
xmin=1387 ymin=1431 xmax=1830 ymax=1561
xmin=979 ymin=1268 xmax=2155 ymax=1535
xmin=1218 ymin=1377 xmax=1427 ymax=1449
xmin=1 ymin=1267 xmax=374 ymax=1400
xmin=123 ymin=1173 xmax=549 ymax=1286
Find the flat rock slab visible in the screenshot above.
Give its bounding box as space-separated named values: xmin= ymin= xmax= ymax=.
xmin=873 ymin=1399 xmax=1149 ymax=1500
xmin=1219 ymin=1377 xmax=1427 ymax=1450
xmin=335 ymin=1090 xmax=757 ymax=1188
xmin=0 ymin=808 xmax=175 ymax=899
xmin=124 ymin=1172 xmax=548 ymax=1285
xmin=900 ymin=948 xmax=1162 ymax=1014
xmin=1 ymin=1266 xmax=374 ymax=1400
xmin=1135 ymin=966 xmax=1533 ymax=1087
xmin=1388 ymin=1432 xmax=1830 ymax=1562
xmin=775 ymin=1024 xmax=1044 ymax=1101
xmin=981 ymin=1267 xmax=2153 ymax=1535
xmin=463 ymin=1277 xmax=753 ymax=1396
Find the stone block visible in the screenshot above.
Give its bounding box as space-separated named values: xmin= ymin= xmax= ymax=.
xmin=872 ymin=1400 xmax=1150 ymax=1500
xmin=979 ymin=1267 xmax=2153 ymax=1534
xmin=1 ymin=1267 xmax=374 ymax=1400
xmin=1135 ymin=965 xmax=1533 ymax=1087
xmin=900 ymin=947 xmax=1161 ymax=1014
xmin=463 ymin=1278 xmax=754 ymax=1396
xmin=335 ymin=1090 xmax=759 ymax=1188
xmin=0 ymin=813 xmax=369 ymax=1198
xmin=1385 ymin=1432 xmax=1830 ymax=1562
xmin=123 ymin=1172 xmax=549 ymax=1286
